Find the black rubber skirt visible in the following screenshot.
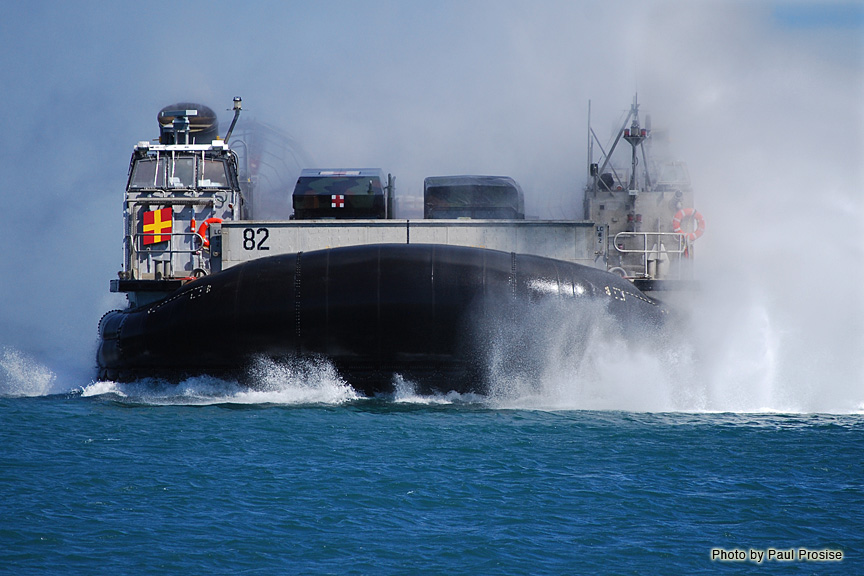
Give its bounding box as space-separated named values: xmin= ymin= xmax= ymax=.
xmin=98 ymin=244 xmax=667 ymax=394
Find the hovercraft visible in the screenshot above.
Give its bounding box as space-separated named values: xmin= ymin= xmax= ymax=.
xmin=97 ymin=97 xmax=693 ymax=395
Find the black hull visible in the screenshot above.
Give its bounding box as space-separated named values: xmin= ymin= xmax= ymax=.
xmin=97 ymin=244 xmax=667 ymax=395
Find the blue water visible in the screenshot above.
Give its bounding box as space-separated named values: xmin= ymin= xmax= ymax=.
xmin=1 ymin=371 xmax=861 ymax=575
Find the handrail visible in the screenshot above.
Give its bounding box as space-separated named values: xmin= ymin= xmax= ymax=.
xmin=611 ymin=231 xmax=691 ymax=279
xmin=613 ymin=231 xmax=688 ymax=254
xmin=126 ymin=197 xmax=215 ymax=206
xmin=133 ymin=231 xmax=204 ymax=252
xmin=126 ymin=231 xmax=208 ymax=280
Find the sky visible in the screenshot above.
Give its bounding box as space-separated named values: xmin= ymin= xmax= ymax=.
xmin=0 ymin=1 xmax=862 ymax=408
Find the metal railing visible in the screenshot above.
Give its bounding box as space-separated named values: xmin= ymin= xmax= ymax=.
xmin=126 ymin=231 xmax=208 ymax=280
xmin=611 ymin=231 xmax=690 ymax=279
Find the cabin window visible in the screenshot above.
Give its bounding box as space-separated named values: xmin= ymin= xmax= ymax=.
xmin=169 ymin=156 xmax=195 ymax=188
xmin=129 ymin=157 xmax=166 ymax=188
xmin=199 ymin=159 xmax=228 ymax=188
xmin=129 ymin=155 xmax=231 ymax=190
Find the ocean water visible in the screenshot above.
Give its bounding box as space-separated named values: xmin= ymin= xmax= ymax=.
xmin=1 ymin=359 xmax=861 ymax=575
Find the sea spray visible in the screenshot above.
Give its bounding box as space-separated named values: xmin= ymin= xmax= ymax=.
xmin=80 ymin=357 xmax=359 ymax=406
xmin=481 ymin=297 xmax=693 ymax=412
xmin=0 ymin=347 xmax=56 ymax=397
xmin=390 ymin=373 xmax=485 ymax=405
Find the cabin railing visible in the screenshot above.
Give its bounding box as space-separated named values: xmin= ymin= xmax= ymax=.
xmin=127 ymin=231 xmax=209 ymax=280
xmin=611 ymin=231 xmax=691 ymax=280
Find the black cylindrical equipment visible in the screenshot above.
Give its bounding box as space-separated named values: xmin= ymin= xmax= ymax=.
xmin=158 ymin=102 xmax=219 ymax=144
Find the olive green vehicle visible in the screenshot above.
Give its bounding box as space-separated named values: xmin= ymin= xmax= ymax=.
xmin=292 ymin=169 xmax=394 ymax=219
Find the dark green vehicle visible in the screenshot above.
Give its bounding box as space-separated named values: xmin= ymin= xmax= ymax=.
xmin=424 ymin=175 xmax=525 ymax=220
xmin=292 ymin=169 xmax=394 ymax=219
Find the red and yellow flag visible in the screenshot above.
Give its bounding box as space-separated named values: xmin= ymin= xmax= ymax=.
xmin=142 ymin=207 xmax=173 ymax=245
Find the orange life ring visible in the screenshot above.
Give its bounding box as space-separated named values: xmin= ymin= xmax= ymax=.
xmin=193 ymin=217 xmax=222 ymax=248
xmin=672 ymin=208 xmax=705 ymax=242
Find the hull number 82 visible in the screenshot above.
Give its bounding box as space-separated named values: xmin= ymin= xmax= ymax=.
xmin=242 ymin=227 xmax=270 ymax=250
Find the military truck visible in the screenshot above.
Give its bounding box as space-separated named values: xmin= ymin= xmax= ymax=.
xmin=292 ymin=169 xmax=395 ymax=219
xmin=423 ymin=175 xmax=525 ymax=220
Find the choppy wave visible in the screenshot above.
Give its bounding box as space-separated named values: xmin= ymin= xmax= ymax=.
xmin=388 ymin=374 xmax=486 ymax=405
xmin=77 ymin=364 xmax=492 ymax=408
xmin=79 ymin=357 xmax=360 ymax=406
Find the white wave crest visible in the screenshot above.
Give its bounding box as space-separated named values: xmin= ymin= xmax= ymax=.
xmin=390 ymin=374 xmax=485 ymax=405
xmin=80 ymin=357 xmax=360 ymax=406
